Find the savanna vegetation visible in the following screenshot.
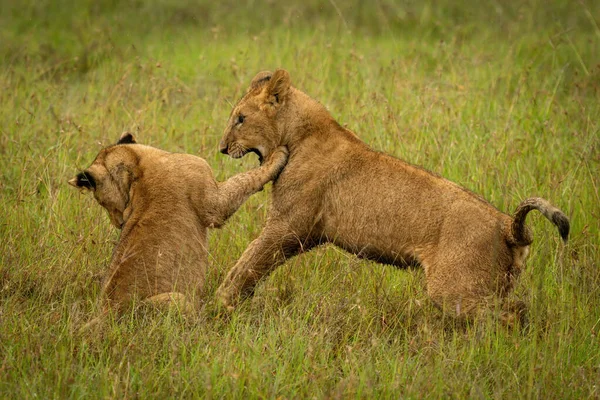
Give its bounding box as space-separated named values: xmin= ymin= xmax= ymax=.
xmin=1 ymin=0 xmax=599 ymax=397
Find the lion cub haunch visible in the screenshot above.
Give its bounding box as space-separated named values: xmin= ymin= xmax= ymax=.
xmin=215 ymin=69 xmax=570 ymax=321
xmin=69 ymin=133 xmax=287 ymax=322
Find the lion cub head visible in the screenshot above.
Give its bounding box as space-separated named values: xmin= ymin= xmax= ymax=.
xmin=219 ymin=70 xmax=291 ymax=163
xmin=68 ymin=132 xmax=138 ymax=229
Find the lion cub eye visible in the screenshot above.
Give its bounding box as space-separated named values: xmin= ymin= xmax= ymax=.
xmin=237 ymin=114 xmax=245 ymax=124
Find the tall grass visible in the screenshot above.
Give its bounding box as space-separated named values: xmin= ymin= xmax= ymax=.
xmin=1 ymin=0 xmax=599 ymax=398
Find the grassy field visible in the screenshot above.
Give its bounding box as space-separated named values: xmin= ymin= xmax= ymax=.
xmin=1 ymin=0 xmax=599 ymax=397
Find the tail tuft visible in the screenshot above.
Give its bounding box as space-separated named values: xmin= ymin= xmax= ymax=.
xmin=511 ymin=197 xmax=569 ymax=246
xmin=551 ymin=211 xmax=570 ymax=243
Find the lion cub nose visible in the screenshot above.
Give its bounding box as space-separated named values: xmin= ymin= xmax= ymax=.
xmin=219 ymin=142 xmax=228 ymax=154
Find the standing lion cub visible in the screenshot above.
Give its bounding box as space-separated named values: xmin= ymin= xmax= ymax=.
xmin=215 ymin=69 xmax=569 ymax=321
xmin=69 ymin=133 xmax=287 ymax=324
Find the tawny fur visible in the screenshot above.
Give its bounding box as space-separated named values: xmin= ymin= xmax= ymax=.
xmin=215 ymin=69 xmax=569 ymax=319
xmin=69 ymin=133 xmax=288 ymax=322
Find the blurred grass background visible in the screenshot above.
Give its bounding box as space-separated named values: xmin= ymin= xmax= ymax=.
xmin=1 ymin=0 xmax=599 ymax=398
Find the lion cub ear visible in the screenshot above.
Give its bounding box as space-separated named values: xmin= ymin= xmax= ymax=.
xmin=249 ymin=71 xmax=273 ymax=91
xmin=117 ymin=132 xmax=136 ymax=145
xmin=264 ymin=69 xmax=290 ymax=106
xmin=68 ymin=171 xmax=96 ymax=191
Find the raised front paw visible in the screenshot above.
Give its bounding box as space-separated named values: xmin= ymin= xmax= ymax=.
xmin=263 ymin=146 xmax=289 ymax=177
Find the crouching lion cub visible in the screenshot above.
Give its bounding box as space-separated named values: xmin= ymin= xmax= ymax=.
xmin=69 ymin=133 xmax=287 ymax=325
xmin=215 ymin=69 xmax=569 ymax=321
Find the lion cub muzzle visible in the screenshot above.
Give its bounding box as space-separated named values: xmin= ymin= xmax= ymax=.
xmin=219 ymin=141 xmax=229 ymax=155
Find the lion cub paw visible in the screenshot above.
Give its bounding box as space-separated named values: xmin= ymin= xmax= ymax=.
xmin=264 ymin=146 xmax=289 ymax=175
xmin=215 ymin=289 xmax=238 ymax=313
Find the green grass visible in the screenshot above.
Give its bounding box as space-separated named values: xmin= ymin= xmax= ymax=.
xmin=1 ymin=0 xmax=600 ymax=398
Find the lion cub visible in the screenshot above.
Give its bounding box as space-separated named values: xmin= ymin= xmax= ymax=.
xmin=69 ymin=133 xmax=287 ymax=324
xmin=215 ymin=69 xmax=569 ymax=321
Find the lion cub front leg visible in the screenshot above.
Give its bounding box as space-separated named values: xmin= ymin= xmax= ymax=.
xmin=216 ymin=221 xmax=305 ymax=310
xmin=209 ymin=147 xmax=288 ymax=227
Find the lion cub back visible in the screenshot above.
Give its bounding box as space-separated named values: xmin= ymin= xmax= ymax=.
xmin=71 ymin=133 xmax=288 ymax=316
xmin=70 ymin=134 xmax=216 ymax=311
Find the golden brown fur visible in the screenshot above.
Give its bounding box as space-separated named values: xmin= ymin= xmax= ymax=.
xmin=69 ymin=133 xmax=287 ymax=323
xmin=215 ymin=69 xmax=569 ymax=319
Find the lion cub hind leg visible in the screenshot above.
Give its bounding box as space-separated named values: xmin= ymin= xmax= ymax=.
xmin=427 ymin=289 xmax=487 ymax=319
xmin=79 ymin=312 xmax=108 ymax=334
xmin=499 ymin=300 xmax=528 ymax=329
xmin=426 ymin=264 xmax=528 ymax=328
xmin=145 ymin=292 xmax=195 ymax=315
xmin=423 ymin=249 xmax=500 ymax=320
xmin=78 ymin=293 xmax=193 ymax=334
xmin=78 ymin=304 xmax=116 ymax=334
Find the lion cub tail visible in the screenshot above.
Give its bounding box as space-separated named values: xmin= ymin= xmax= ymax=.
xmin=509 ymin=197 xmax=570 ymax=246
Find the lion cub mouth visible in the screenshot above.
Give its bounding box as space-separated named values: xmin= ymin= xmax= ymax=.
xmin=227 ymin=144 xmax=264 ymax=164
xmin=248 ymin=148 xmax=264 ymax=164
